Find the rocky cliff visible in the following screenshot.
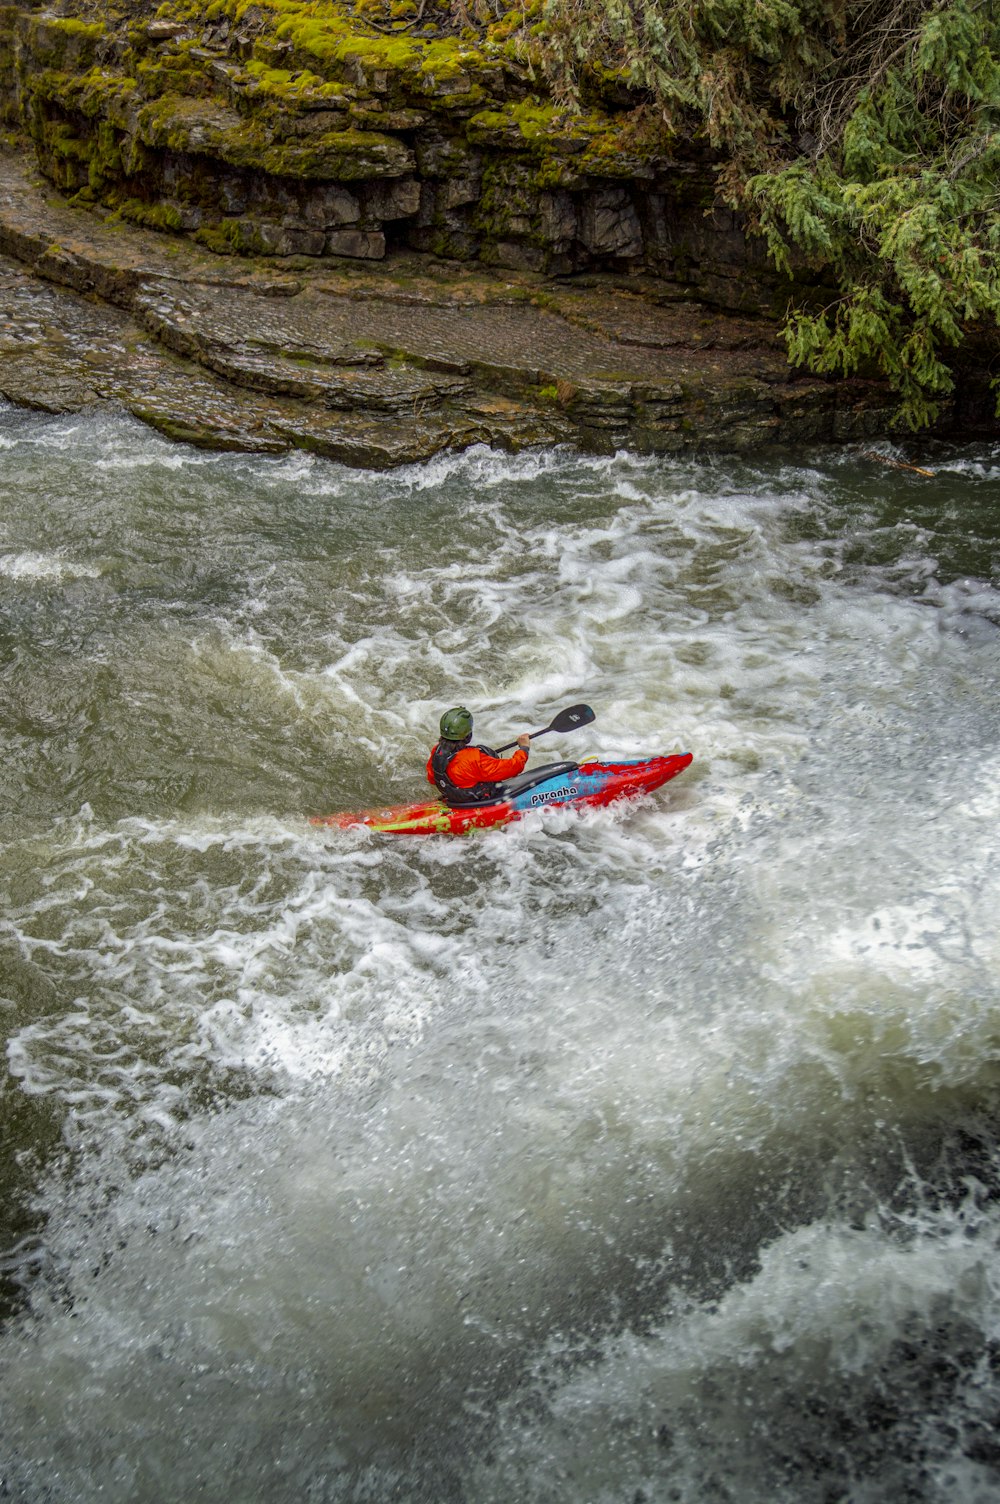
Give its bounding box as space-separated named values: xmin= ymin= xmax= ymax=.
xmin=0 ymin=1 xmax=995 ymax=463
xmin=0 ymin=0 xmax=780 ymax=304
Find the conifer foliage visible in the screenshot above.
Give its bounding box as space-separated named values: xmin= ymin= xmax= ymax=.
xmin=535 ymin=0 xmax=1000 ymax=425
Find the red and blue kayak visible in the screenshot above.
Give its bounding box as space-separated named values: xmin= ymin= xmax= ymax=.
xmin=310 ymin=753 xmax=693 ymax=835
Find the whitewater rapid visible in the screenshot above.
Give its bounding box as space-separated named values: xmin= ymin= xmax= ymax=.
xmin=0 ymin=405 xmax=998 ymax=1502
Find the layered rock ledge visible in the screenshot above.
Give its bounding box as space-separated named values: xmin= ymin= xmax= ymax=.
xmin=1 ymin=147 xmax=930 ymax=466
xmin=0 ymin=0 xmax=992 ymax=463
xmin=0 ymin=2 xmax=758 ymax=296
xmin=0 ymin=0 xmax=996 ymax=463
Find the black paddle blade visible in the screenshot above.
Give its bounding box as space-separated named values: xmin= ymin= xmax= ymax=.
xmin=549 ymin=703 xmax=595 ymax=735
xmin=494 ymin=703 xmax=596 ymax=754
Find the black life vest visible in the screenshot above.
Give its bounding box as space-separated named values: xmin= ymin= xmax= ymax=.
xmin=430 ymin=739 xmax=505 ymax=807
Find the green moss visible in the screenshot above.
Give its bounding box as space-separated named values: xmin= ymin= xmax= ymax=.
xmin=133 ymin=84 xmax=411 ymax=177
xmin=416 ymin=42 xmax=477 ymax=78
xmin=485 ymin=2 xmax=538 ymax=44
xmin=260 ymin=126 xmax=411 ymax=179
xmin=218 ymin=0 xmax=513 ymax=98
xmin=18 ymin=15 xmax=106 ymax=73
xmin=501 ymin=101 xmax=567 ymax=137
xmin=531 ymin=158 xmax=582 ymax=190
xmin=244 ymin=58 xmax=348 ymax=103
xmin=134 ymin=94 xmax=261 ymax=164
xmin=473 ymin=157 xmax=538 ymax=240
xmin=189 ymin=215 xmax=258 ymax=253
xmin=469 ymin=98 xmax=632 ymax=164
xmin=54 ymin=16 xmax=101 ymax=35
xmin=284 ymin=21 xmax=421 ymax=71
xmin=39 ymin=17 xmax=104 ymax=39
xmin=87 ymin=120 xmax=123 ymax=190
xmin=193 ymin=224 xmax=238 ymax=255
xmin=25 ymin=67 xmax=138 ymax=126
xmin=153 ymin=0 xmax=205 ymax=23
xmin=43 ymin=120 xmax=91 ymax=163
xmin=136 ymin=53 xmax=213 ymax=100
xmin=113 ymin=196 xmax=184 ymax=232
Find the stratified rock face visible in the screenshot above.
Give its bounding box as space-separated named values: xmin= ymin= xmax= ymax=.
xmin=0 ymin=0 xmax=782 ymax=312
xmin=4 ymin=143 xmax=998 ymax=464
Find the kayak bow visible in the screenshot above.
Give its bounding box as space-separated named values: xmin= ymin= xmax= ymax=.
xmin=310 ymin=753 xmax=692 ymax=835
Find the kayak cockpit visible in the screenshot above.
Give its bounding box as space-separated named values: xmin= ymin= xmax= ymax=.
xmin=494 ymin=761 xmax=579 ymax=800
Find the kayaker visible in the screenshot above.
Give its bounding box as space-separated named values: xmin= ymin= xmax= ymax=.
xmin=427 ymin=706 xmax=530 ymax=806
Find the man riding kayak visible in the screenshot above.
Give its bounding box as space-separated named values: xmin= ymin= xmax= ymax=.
xmin=427 ymin=706 xmax=530 ymax=807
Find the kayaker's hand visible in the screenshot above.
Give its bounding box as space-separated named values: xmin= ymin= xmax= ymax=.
xmin=517 ymin=734 xmax=531 ymax=751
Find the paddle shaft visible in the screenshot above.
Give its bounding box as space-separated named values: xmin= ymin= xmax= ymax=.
xmin=494 ymin=724 xmax=559 ymax=755
xmin=494 ymin=703 xmax=595 ymax=755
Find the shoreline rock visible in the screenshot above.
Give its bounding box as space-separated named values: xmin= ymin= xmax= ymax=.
xmin=0 ymin=0 xmax=995 ymax=463
xmin=4 ymin=145 xmax=975 ymax=468
xmin=4 ymin=3 xmax=749 ymax=293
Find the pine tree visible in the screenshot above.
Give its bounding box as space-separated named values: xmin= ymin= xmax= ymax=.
xmin=535 ymin=0 xmax=1000 ymax=426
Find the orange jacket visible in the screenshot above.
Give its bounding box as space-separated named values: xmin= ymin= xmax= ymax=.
xmin=426 ymin=743 xmax=528 ymax=789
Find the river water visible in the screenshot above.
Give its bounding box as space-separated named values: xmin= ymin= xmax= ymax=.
xmin=0 ymin=402 xmax=998 ymax=1503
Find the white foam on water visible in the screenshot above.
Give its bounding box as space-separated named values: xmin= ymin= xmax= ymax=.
xmin=3 ymin=795 xmax=999 ymax=1502
xmin=385 ymin=439 xmax=591 ymax=494
xmin=2 ymin=413 xmax=1000 ymax=1501
xmin=0 ymin=551 xmax=102 ymax=581
xmin=3 ymin=813 xmax=461 ymax=1123
xmin=467 ymin=1194 xmax=1000 ymax=1504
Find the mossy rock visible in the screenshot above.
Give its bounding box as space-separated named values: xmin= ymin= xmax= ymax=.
xmin=129 ymin=89 xmax=413 ymax=178
xmin=261 ymin=126 xmax=414 ymax=178
xmin=468 ymin=102 xmax=596 ymax=152
xmin=135 ymin=92 xmax=259 ymax=157
xmin=16 ymin=15 xmax=105 ymax=72
xmin=136 ymin=55 xmax=216 ymax=102
xmin=243 ymin=58 xmax=350 ymax=106
xmin=23 ymin=67 xmax=139 ymax=127
xmin=114 ymin=195 xmax=185 ymax=232
xmin=467 ymin=100 xmax=673 ymax=184
xmin=2 ymin=0 xmax=708 ymax=283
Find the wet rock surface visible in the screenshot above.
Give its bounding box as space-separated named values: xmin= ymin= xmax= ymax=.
xmin=0 ymin=148 xmax=914 ymax=466
xmin=2 ymin=2 xmax=738 ymax=289
xmin=0 ymin=0 xmax=996 ymax=463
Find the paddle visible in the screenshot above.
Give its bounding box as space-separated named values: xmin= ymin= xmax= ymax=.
xmin=493 ymin=703 xmax=595 ymax=755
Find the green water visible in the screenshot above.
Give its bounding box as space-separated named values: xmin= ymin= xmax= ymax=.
xmin=1 ymin=405 xmax=999 ymax=1502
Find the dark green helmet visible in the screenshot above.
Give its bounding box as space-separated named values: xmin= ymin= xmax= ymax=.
xmin=439 ymin=705 xmax=473 ymax=741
